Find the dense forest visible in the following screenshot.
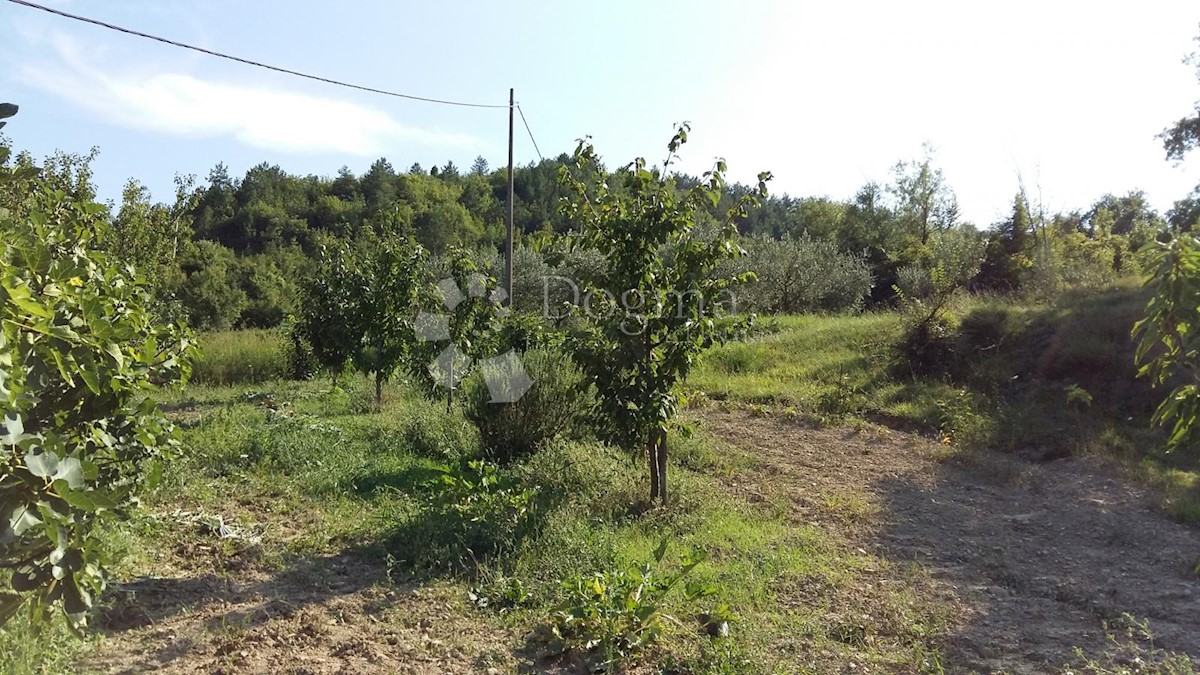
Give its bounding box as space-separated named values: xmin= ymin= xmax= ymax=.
xmin=3 ymin=140 xmax=1185 ymax=332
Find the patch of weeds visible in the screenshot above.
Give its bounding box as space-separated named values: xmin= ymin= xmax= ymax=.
xmin=469 ymin=573 xmax=533 ymax=614
xmin=395 ymin=460 xmax=537 ymax=572
xmin=1066 ymin=614 xmax=1196 ymax=674
xmin=934 ymin=389 xmax=995 ymax=448
xmin=680 ymin=636 xmax=759 ymax=674
xmin=0 ymin=611 xmax=97 ymax=675
xmin=670 ymin=422 xmax=719 ymax=472
xmin=706 ymin=343 xmax=769 ymax=375
xmin=819 ymin=491 xmax=877 ymax=524
xmin=545 ymin=540 xmax=709 ymax=671
xmin=815 ymin=373 xmax=869 ymax=423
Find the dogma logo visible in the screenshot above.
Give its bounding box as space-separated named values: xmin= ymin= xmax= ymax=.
xmin=415 ymin=275 xmax=533 ymax=403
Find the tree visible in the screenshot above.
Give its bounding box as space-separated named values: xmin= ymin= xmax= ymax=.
xmin=354 ymin=236 xmax=431 ymax=405
xmin=294 ymin=240 xmax=364 ymax=381
xmin=361 ymin=158 xmax=398 ymax=216
xmin=1160 ymin=36 xmax=1200 ymax=163
xmin=1168 ymin=186 xmax=1200 ymax=231
xmin=1134 ymin=233 xmax=1200 ymax=448
xmin=1 ymin=104 xmax=197 ymax=629
xmin=1083 ymin=191 xmax=1162 ymax=237
xmin=1135 ymin=33 xmax=1200 ymax=449
xmin=975 ymin=193 xmax=1031 ymax=292
xmin=889 ymin=144 xmax=958 ymax=245
xmin=172 ymin=240 xmax=246 ymax=330
xmin=470 ymin=156 xmax=490 ymax=176
xmin=560 ymin=125 xmax=769 ymax=504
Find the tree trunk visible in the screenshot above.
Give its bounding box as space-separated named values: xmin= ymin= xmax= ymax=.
xmin=647 ymin=430 xmax=660 ymax=503
xmin=656 ymin=428 xmax=668 ymax=504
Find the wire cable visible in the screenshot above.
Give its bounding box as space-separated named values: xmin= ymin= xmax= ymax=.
xmin=516 ymin=105 xmax=544 ymax=162
xmin=4 ymin=0 xmax=510 ymax=109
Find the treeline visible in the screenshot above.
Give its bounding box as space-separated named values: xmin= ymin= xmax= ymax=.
xmin=3 ymin=142 xmax=1188 ymax=331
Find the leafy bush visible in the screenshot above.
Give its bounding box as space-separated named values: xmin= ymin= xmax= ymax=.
xmin=0 ymin=152 xmax=196 ymax=629
xmin=422 ymin=460 xmax=536 ymax=565
xmin=496 ymin=311 xmax=563 ymax=353
xmin=548 ymin=540 xmax=708 ymax=670
xmin=190 ymin=329 xmax=288 ymax=386
xmin=464 ymin=347 xmax=594 ymax=462
xmin=169 ymin=239 xmax=247 ymax=331
xmin=892 ymin=227 xmax=984 ymax=376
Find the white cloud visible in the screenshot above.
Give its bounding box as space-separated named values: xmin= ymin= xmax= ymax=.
xmin=16 ymin=32 xmax=479 ymax=155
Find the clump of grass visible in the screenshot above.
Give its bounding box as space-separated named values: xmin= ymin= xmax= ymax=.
xmin=0 ymin=612 xmax=97 ymax=675
xmin=191 ymin=329 xmax=289 ymax=386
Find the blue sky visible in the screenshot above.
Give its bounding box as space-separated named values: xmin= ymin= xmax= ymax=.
xmin=3 ymin=0 xmax=1200 ymax=225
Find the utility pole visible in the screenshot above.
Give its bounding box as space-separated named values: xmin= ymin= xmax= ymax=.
xmin=505 ymin=88 xmax=515 ymax=307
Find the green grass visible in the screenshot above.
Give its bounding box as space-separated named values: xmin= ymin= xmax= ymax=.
xmin=11 ymin=281 xmax=1199 ymax=672
xmin=0 ymin=375 xmax=946 ymax=673
xmin=693 ymin=281 xmax=1200 ymax=524
xmin=190 ymin=329 xmax=289 ymax=386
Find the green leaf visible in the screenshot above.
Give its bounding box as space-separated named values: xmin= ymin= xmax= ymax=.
xmin=0 ymin=103 xmax=17 ymax=120
xmin=104 ymin=343 xmax=124 ymax=368
xmin=652 ymin=537 xmax=669 ymax=564
xmin=2 ymin=412 xmax=26 ymax=445
xmin=53 ymin=457 xmax=84 ymax=489
xmin=25 ymin=450 xmax=59 ymax=478
xmin=9 ymin=506 xmax=43 ymax=536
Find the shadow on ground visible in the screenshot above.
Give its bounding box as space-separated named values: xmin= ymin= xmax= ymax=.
xmin=703 ymin=408 xmax=1200 ymax=673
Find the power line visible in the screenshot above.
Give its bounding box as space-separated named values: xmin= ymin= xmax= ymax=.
xmin=516 ymin=105 xmax=544 ymax=162
xmin=4 ymin=0 xmax=509 ymax=109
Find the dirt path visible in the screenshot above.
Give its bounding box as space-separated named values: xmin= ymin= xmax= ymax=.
xmin=703 ymin=408 xmax=1200 ymax=673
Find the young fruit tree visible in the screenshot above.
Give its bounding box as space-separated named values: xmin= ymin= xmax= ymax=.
xmin=293 ymin=235 xmax=432 ymax=406
xmin=559 ymin=124 xmax=770 ymax=504
xmin=1133 ymin=233 xmax=1200 ymax=449
xmin=1134 ymin=34 xmax=1200 ymax=450
xmin=1 ymin=104 xmax=197 ymax=630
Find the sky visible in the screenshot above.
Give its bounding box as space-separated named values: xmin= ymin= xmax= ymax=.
xmin=2 ymin=0 xmax=1200 ymax=226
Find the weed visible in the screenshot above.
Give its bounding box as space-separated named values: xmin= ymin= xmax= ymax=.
xmin=547 ymin=539 xmax=709 ymax=670
xmin=1066 ymin=614 xmax=1196 ymax=674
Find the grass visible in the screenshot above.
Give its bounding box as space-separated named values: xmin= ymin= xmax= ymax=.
xmin=8 ymin=281 xmax=1200 ymax=671
xmin=692 ymin=281 xmax=1200 ymax=523
xmin=0 ymin=374 xmax=955 ymax=673
xmin=190 ymin=328 xmax=289 ymax=386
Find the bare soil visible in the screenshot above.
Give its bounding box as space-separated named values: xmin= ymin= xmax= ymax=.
xmin=82 ymin=547 xmax=517 ymax=674
xmin=703 ymin=408 xmax=1200 ymax=673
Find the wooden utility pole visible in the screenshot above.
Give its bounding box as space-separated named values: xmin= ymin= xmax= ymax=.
xmin=505 ymin=88 xmax=515 ymax=307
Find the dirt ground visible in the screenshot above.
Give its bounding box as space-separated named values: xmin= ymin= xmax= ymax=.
xmin=78 ymin=409 xmax=1200 ymax=674
xmin=82 ymin=552 xmax=518 ymax=674
xmin=704 ymin=409 xmax=1200 ymax=673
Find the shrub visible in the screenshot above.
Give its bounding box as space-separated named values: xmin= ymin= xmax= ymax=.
xmin=464 ymin=347 xmax=594 ymax=462
xmin=496 ymin=311 xmax=563 ymax=354
xmin=416 ymin=459 xmax=536 ymax=568
xmin=892 ymin=227 xmax=984 ymax=377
